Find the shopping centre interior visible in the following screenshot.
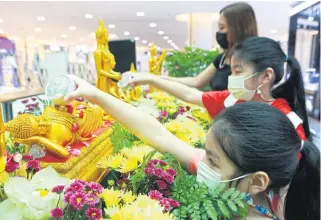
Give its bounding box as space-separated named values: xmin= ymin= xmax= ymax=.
xmin=0 ymin=1 xmax=319 ymax=144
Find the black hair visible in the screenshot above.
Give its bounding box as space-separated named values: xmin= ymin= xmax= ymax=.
xmin=212 ymin=102 xmax=320 ymax=220
xmin=232 ymin=37 xmax=311 ymax=139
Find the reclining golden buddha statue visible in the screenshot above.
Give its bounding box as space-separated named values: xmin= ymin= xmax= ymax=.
xmin=5 ymin=101 xmax=105 ymax=158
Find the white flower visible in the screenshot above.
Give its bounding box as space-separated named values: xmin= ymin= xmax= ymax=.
xmin=0 ymin=167 xmax=71 ymax=220
xmin=13 ymin=153 xmax=22 ymax=163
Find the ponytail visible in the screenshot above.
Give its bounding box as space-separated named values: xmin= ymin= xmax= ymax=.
xmin=285 ymin=141 xmax=320 ymax=220
xmin=272 ymin=56 xmax=311 ymax=139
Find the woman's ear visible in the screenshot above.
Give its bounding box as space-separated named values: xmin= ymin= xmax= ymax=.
xmin=262 ymin=67 xmax=274 ymax=84
xmin=248 ymin=171 xmax=270 ymax=195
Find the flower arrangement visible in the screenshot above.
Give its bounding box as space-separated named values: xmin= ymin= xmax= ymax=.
xmin=102 ymin=189 xmax=174 ymax=220
xmin=164 ymin=114 xmax=206 ymax=147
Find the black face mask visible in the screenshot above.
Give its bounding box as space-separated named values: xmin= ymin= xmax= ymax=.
xmin=216 ymin=32 xmax=229 ymax=49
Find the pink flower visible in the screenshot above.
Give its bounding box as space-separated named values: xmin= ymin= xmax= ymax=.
xmin=52 ymin=185 xmax=65 ymax=194
xmin=159 ymin=160 xmax=168 ymax=166
xmin=165 ymin=168 xmax=177 ymax=177
xmin=153 ymin=168 xmax=164 ymax=179
xmin=156 ymin=180 xmax=167 ymax=190
xmin=68 ymin=181 xmax=85 ymax=192
xmin=64 ymin=192 xmax=73 ymax=203
xmin=159 ymin=111 xmax=168 ymax=118
xmin=148 ymin=190 xmax=163 ymax=200
xmin=168 ymin=198 xmax=180 ymax=208
xmin=144 ymin=167 xmax=155 ymax=176
xmin=160 ymin=198 xmax=172 ymax=211
xmin=86 ymin=194 xmax=100 ymax=206
xmin=88 ymin=182 xmax=103 ymax=194
xmin=163 ymin=173 xmax=174 ymax=184
xmin=21 ymin=99 xmax=29 ymax=104
xmin=22 ymin=155 xmax=33 ymax=161
xmin=50 ymin=208 xmax=64 ymax=218
xmin=5 ymin=160 xmax=19 ymax=173
xmin=160 ymin=198 xmax=180 ymax=211
xmin=31 ymin=97 xmax=37 ymax=101
xmin=69 ymin=192 xmax=86 ymax=210
xmin=26 ymin=160 xmax=41 ymax=172
xmin=86 ymin=207 xmax=102 ymax=220
xmin=148 ymin=159 xmax=160 ymax=167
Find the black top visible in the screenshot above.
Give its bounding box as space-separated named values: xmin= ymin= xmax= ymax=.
xmin=210 ymin=53 xmax=231 ymax=91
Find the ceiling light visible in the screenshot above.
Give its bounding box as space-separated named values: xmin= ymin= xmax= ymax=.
xmin=0 ymin=19 xmax=3 ymax=23
xmin=136 ymin=12 xmax=145 ymax=17
xmin=167 ymin=40 xmax=172 ymax=43
xmin=308 ymin=16 xmax=314 ymax=21
xmin=60 ymin=34 xmax=67 ymax=38
xmin=37 ymin=16 xmax=46 ymax=21
xmin=148 ymin=43 xmax=152 ymax=47
xmin=163 ymin=36 xmax=169 ymax=40
xmin=108 ymin=24 xmax=115 ymax=29
xmin=69 ymin=26 xmax=77 ymax=31
xmin=80 ymin=38 xmax=85 ymax=42
xmin=134 ymin=36 xmax=140 ymax=41
xmin=0 ymin=29 xmax=4 ymax=34
xmin=149 ymin=23 xmax=157 ymax=28
xmin=34 ymin=27 xmax=41 ymax=32
xmin=158 ymin=31 xmax=164 ymax=35
xmin=142 ymin=40 xmax=147 ymax=44
xmin=90 ymin=32 xmax=95 ymax=39
xmin=124 ymin=31 xmax=130 ymax=36
xmin=85 ymin=14 xmax=94 ymax=19
xmin=270 ymin=29 xmax=277 ymax=34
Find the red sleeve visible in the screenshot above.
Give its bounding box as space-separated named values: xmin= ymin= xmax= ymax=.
xmin=271 ymin=99 xmax=307 ymax=140
xmin=201 ymin=90 xmax=230 ymax=118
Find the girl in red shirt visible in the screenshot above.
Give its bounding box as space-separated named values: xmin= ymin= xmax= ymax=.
xmin=128 ymin=37 xmax=310 ymax=140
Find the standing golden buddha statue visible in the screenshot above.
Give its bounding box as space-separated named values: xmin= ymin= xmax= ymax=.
xmin=0 ymin=104 xmax=6 ymax=171
xmin=148 ymin=43 xmax=167 ymax=92
xmin=128 ymin=63 xmax=142 ymax=101
xmin=94 ymin=20 xmax=122 ymax=98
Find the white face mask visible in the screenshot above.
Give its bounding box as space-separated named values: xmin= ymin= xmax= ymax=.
xmin=196 ymin=161 xmax=251 ymax=190
xmin=228 ymin=73 xmax=263 ymax=101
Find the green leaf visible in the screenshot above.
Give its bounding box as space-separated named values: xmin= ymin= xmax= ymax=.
xmin=222 ymin=188 xmax=236 ymax=200
xmin=230 ymin=190 xmax=241 ymax=200
xmin=217 ymin=200 xmax=230 ymax=218
xmin=238 ymin=192 xmax=246 ymax=199
xmin=235 ymin=199 xmax=245 ymax=209
xmin=211 ymin=183 xmax=226 ymax=197
xmin=227 ymin=200 xmax=238 ymax=212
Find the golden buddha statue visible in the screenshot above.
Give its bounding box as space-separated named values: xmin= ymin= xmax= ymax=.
xmin=149 ymin=43 xmax=167 ymax=92
xmin=128 ymin=63 xmax=142 ymax=102
xmin=5 ymin=102 xmax=104 ymax=158
xmin=0 ymin=104 xmax=6 ymax=171
xmin=94 ymin=19 xmax=122 ymax=98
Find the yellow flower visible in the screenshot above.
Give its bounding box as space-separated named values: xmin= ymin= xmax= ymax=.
xmin=0 ymin=171 xmax=8 ymax=185
xmin=0 ymin=157 xmax=5 ymax=173
xmin=105 ymin=207 xmax=122 ymax=220
xmin=165 ymin=120 xmax=181 ymax=133
xmin=100 ymin=189 xmax=122 ymax=207
xmin=118 ymin=157 xmax=138 ymax=173
xmin=121 ymin=146 xmax=154 ymax=163
xmin=107 ymin=154 xmax=124 ymax=169
xmin=121 ymin=191 xmax=136 ymax=204
xmin=16 ymin=162 xmax=27 ymax=178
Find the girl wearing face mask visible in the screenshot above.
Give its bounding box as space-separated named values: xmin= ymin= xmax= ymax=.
xmin=125 ymin=2 xmax=257 ymax=91
xmin=128 ymin=37 xmax=310 ymax=141
xmin=64 ymin=80 xmax=319 ymax=219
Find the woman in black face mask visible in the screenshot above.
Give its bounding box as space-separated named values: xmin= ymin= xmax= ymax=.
xmin=127 ymin=2 xmax=258 ymax=91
